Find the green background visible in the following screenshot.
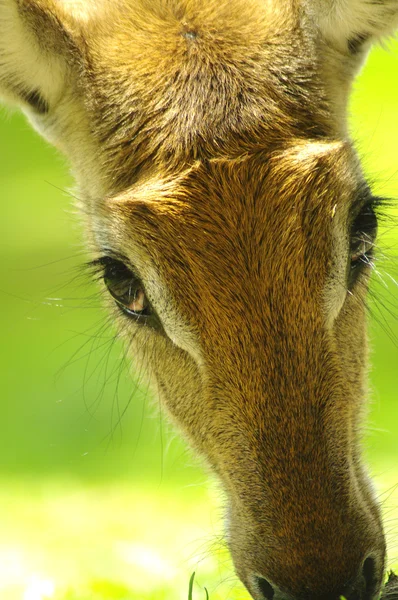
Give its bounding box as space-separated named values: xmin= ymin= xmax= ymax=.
xmin=0 ymin=43 xmax=397 ymax=600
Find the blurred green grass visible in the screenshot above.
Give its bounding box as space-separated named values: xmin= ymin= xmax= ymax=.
xmin=0 ymin=41 xmax=397 ymax=600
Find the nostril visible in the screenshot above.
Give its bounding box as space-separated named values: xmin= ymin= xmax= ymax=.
xmin=256 ymin=576 xmax=275 ymax=600
xmin=362 ymin=556 xmax=378 ymax=596
xmin=342 ymin=555 xmax=382 ymax=600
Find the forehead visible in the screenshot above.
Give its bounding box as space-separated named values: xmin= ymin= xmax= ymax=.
xmin=99 ymin=142 xmax=362 ymax=319
xmin=84 ymin=0 xmax=331 ymax=193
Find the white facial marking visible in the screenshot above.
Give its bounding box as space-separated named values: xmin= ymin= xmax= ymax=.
xmin=142 ymin=261 xmax=203 ymax=367
xmin=324 ymin=206 xmax=349 ymax=329
xmin=284 ymin=141 xmax=350 ymax=329
xmin=286 ymin=141 xmax=344 ymax=169
xmin=97 ymin=225 xmax=204 ymax=366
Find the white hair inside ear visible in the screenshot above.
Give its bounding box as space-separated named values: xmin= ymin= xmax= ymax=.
xmin=0 ymin=0 xmax=66 ymax=110
xmin=305 ymin=0 xmax=398 ymax=52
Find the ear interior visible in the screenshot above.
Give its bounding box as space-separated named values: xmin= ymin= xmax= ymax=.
xmin=308 ymin=0 xmax=398 ymax=53
xmin=0 ymin=0 xmax=81 ymax=112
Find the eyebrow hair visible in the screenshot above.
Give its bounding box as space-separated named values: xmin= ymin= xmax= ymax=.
xmin=350 ymin=183 xmax=382 ymax=218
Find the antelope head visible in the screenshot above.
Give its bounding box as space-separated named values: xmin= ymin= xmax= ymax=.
xmin=1 ymin=0 xmax=397 ymax=598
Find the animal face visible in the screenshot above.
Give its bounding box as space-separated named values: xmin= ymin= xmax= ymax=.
xmin=1 ymin=1 xmax=397 ymax=598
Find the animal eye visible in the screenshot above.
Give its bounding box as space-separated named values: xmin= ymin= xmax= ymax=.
xmin=350 ymin=204 xmax=378 ymax=269
xmin=100 ymin=257 xmax=153 ymax=319
xmin=350 ymin=232 xmax=375 ymax=265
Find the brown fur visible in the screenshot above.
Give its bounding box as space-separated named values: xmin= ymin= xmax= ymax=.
xmin=0 ymin=0 xmax=397 ymax=598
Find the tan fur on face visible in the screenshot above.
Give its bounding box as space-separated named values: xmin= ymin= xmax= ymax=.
xmin=0 ymin=1 xmax=396 ymax=598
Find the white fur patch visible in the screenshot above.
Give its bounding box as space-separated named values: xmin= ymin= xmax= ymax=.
xmin=56 ymin=0 xmax=108 ymax=23
xmin=290 ymin=140 xmax=343 ymax=162
xmin=96 ymin=227 xmax=204 ymax=367
xmin=323 ymin=204 xmax=349 ymax=329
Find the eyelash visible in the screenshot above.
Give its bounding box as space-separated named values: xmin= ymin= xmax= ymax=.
xmin=87 ymin=254 xmax=129 ymax=280
xmin=348 ymin=197 xmax=382 ymax=286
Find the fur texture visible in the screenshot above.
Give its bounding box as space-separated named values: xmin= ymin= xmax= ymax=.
xmin=0 ymin=1 xmax=397 ymax=599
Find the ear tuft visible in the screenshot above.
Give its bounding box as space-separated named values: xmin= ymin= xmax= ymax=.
xmin=21 ymin=88 xmax=49 ymax=114
xmin=347 ymin=33 xmax=371 ymax=55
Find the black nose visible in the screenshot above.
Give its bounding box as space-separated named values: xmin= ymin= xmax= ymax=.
xmin=255 ymin=555 xmax=381 ymax=600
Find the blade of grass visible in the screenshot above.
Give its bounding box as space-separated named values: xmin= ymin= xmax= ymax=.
xmin=188 ymin=572 xmax=196 ymax=600
xmin=188 ymin=573 xmax=210 ymax=600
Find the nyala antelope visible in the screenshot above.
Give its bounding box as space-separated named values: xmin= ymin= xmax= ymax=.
xmin=0 ymin=0 xmax=397 ymax=599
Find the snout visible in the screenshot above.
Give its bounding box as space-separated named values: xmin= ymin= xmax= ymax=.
xmin=226 ymin=459 xmax=386 ymax=600
xmin=251 ymin=553 xmax=384 ymax=600
xmin=230 ymin=504 xmax=386 ymax=600
xmin=203 ymin=319 xmax=388 ymax=600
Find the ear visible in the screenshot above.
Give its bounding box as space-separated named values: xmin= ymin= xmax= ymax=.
xmin=0 ymin=0 xmax=84 ymax=113
xmin=308 ymin=0 xmax=398 ymax=54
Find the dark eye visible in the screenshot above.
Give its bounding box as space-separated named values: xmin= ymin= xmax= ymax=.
xmin=350 ymin=203 xmax=378 ymax=271
xmin=99 ymin=257 xmax=153 ymax=319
